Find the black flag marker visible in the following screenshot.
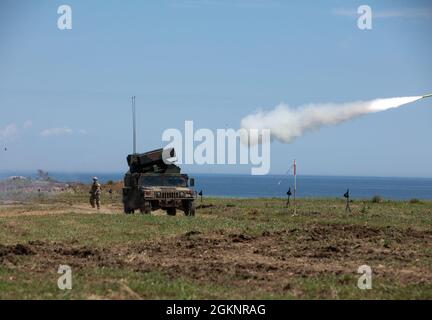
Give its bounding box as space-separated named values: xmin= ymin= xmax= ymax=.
xmin=286 ymin=188 xmax=292 ymax=207
xmin=344 ymin=189 xmax=351 ymax=212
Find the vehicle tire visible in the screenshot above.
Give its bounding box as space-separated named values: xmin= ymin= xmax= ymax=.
xmin=189 ymin=202 xmax=196 ymax=216
xmin=140 ymin=201 xmax=151 ymax=214
xmin=184 ymin=200 xmax=195 ymax=216
xmin=124 ymin=204 xmax=134 ymax=214
xmin=167 ymin=207 xmax=176 ymax=216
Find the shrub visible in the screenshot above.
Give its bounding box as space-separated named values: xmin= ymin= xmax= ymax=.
xmin=107 ymin=180 xmax=114 ymax=185
xmin=409 ymin=198 xmax=422 ymax=204
xmin=371 ymin=195 xmax=382 ymax=203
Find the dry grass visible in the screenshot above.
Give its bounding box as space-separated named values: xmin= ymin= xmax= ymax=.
xmin=0 ymin=188 xmax=431 ymax=299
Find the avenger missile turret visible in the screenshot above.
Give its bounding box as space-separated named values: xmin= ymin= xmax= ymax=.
xmin=122 ymin=96 xmax=196 ymax=216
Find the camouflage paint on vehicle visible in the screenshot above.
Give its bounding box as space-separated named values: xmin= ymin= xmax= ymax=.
xmin=122 ymin=148 xmax=196 ymax=216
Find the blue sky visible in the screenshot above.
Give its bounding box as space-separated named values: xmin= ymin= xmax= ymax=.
xmin=0 ymin=0 xmax=431 ymax=177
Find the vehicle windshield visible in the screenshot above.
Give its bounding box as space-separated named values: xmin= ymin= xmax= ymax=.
xmin=139 ymin=176 xmax=187 ymax=187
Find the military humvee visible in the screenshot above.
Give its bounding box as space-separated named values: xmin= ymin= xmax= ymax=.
xmin=122 ymin=148 xmax=196 ymax=216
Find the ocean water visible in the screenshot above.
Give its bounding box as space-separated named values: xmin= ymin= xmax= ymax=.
xmin=1 ymin=172 xmax=431 ymax=200
xmin=192 ymin=175 xmax=432 ymax=200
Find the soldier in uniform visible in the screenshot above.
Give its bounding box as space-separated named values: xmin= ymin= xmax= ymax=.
xmin=89 ymin=177 xmax=101 ymax=209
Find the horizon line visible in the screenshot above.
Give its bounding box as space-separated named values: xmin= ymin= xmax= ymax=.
xmin=0 ymin=171 xmax=431 ymax=180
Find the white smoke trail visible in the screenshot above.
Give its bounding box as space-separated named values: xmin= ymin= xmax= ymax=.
xmin=241 ymin=96 xmax=422 ymax=145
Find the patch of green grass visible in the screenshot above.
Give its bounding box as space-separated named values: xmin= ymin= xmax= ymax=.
xmin=1 ymin=197 xmax=431 ymax=245
xmin=1 ymin=265 xmax=432 ymax=300
xmin=0 ymin=195 xmax=431 ymax=299
xmin=0 ymin=266 xmax=240 ymax=300
xmin=264 ymin=274 xmax=432 ymax=300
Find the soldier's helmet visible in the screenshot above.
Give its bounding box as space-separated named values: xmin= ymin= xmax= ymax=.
xmin=93 ymin=177 xmax=98 ymax=181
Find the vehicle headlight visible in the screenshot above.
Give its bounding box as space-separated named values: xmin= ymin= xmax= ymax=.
xmin=180 ymin=192 xmax=185 ymax=197
xmin=144 ymin=191 xmax=153 ymax=197
xmin=156 ymin=192 xmax=161 ymax=197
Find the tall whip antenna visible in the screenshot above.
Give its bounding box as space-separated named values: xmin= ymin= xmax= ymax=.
xmin=132 ymin=96 xmax=136 ymax=154
xmin=293 ymin=159 xmax=297 ymax=214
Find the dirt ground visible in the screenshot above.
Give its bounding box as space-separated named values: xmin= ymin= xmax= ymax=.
xmin=1 ymin=222 xmax=431 ymax=296
xmin=1 ymin=194 xmax=431 ymax=299
xmin=0 ymin=203 xmax=121 ymax=217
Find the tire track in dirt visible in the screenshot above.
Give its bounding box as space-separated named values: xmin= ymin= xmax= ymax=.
xmin=0 ymin=203 xmax=123 ymax=217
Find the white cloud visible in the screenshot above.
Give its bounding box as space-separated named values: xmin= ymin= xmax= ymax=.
xmin=23 ymin=120 xmax=33 ymax=129
xmin=374 ymin=8 xmax=432 ymax=18
xmin=39 ymin=127 xmax=89 ymax=137
xmin=332 ymin=8 xmax=357 ymax=17
xmin=0 ymin=121 xmax=33 ymax=141
xmin=333 ymin=7 xmax=432 ymax=19
xmin=40 ymin=127 xmax=73 ymax=137
xmin=0 ymin=123 xmax=18 ymax=140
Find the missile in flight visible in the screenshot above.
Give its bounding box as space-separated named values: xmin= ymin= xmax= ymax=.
xmin=423 ymin=93 xmax=432 ymax=99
